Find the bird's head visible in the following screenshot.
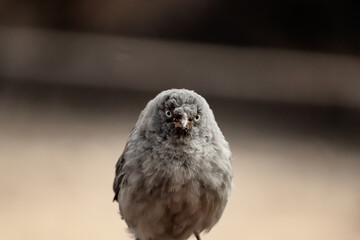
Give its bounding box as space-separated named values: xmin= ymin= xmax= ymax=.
xmin=162 ymin=94 xmax=201 ymax=137
xmin=138 ymin=89 xmax=217 ymax=143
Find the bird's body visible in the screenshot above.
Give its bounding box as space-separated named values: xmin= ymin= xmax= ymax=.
xmin=113 ymin=89 xmax=232 ymax=240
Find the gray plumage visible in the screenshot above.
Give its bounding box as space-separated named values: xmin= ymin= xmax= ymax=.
xmin=113 ymin=89 xmax=232 ymax=240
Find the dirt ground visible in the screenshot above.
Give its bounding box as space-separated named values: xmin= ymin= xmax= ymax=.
xmin=0 ymin=84 xmax=359 ymax=240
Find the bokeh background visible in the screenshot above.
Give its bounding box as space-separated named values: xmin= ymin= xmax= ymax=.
xmin=1 ymin=1 xmax=360 ymax=240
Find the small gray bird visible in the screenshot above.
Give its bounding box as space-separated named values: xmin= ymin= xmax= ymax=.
xmin=113 ymin=89 xmax=232 ymax=240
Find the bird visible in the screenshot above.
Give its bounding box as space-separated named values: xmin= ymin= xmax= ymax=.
xmin=113 ymin=89 xmax=232 ymax=240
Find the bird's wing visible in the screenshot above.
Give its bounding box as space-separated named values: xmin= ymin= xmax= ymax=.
xmin=113 ymin=126 xmax=139 ymax=202
xmin=113 ymin=153 xmax=126 ymax=202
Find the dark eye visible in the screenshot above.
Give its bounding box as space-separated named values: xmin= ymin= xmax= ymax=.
xmin=194 ymin=115 xmax=201 ymax=121
xmin=165 ymin=110 xmax=172 ymax=118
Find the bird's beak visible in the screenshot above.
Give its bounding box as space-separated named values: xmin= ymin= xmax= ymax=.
xmin=180 ymin=113 xmax=189 ymax=129
xmin=174 ymin=113 xmax=189 ymax=129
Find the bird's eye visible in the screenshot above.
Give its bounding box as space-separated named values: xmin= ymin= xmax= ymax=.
xmin=165 ymin=110 xmax=172 ymax=118
xmin=194 ymin=115 xmax=201 ymax=121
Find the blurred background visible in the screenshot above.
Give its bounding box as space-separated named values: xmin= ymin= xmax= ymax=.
xmin=0 ymin=1 xmax=360 ymax=240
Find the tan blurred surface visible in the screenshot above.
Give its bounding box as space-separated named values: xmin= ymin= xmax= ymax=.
xmin=0 ymin=85 xmax=360 ymax=240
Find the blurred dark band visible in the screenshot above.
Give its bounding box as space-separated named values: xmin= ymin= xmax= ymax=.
xmin=1 ymin=27 xmax=360 ymax=108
